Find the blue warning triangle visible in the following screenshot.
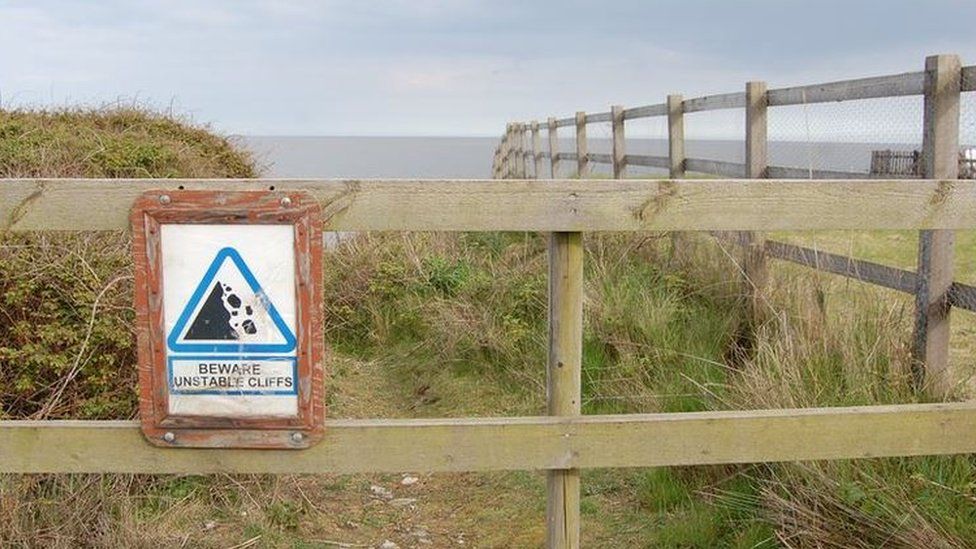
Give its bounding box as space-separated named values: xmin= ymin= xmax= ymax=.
xmin=167 ymin=247 xmax=297 ymax=354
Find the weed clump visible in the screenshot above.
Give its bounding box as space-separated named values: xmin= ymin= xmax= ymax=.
xmin=0 ymin=107 xmax=257 ymax=420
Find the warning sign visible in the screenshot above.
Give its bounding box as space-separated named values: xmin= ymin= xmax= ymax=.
xmin=162 ymin=225 xmax=299 ymax=418
xmin=131 ymin=190 xmax=323 ymax=449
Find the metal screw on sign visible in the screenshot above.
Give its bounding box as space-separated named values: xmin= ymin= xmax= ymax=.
xmin=162 ymin=431 xmax=176 ymax=443
xmin=280 ymin=196 xmax=293 ymax=208
xmin=290 ymin=432 xmax=304 ymax=443
xmin=158 ymin=194 xmax=171 ymax=205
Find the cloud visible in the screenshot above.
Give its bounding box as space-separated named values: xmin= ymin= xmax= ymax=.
xmin=1 ymin=0 xmax=975 ymax=135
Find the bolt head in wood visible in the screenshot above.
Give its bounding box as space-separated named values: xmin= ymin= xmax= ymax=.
xmin=163 ymin=431 xmax=176 ymax=443
xmin=280 ymin=196 xmax=293 ymax=208
xmin=291 ymin=432 xmax=304 ymax=443
xmin=158 ymin=194 xmax=171 ymax=205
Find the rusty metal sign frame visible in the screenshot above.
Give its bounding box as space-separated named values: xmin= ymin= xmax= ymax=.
xmin=131 ymin=190 xmax=324 ymax=449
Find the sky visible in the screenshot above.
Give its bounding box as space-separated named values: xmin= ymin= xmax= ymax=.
xmin=3 ymin=0 xmax=976 ymax=136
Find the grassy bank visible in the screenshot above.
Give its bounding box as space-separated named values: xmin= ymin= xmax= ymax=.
xmin=3 ymin=108 xmax=976 ymax=547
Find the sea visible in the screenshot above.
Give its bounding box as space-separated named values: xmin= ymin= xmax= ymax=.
xmin=240 ymin=136 xmax=931 ymax=179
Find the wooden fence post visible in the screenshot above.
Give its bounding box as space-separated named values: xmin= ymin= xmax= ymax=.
xmin=668 ymin=94 xmax=686 ymax=259
xmin=913 ymin=54 xmax=962 ymax=395
xmin=575 ymin=112 xmax=588 ymax=178
xmin=504 ymin=124 xmax=514 ymax=179
xmin=516 ymin=123 xmax=526 ymax=178
xmin=744 ymin=81 xmax=768 ymax=323
xmin=532 ymin=121 xmax=543 ymax=179
xmin=611 ymin=105 xmax=625 ymax=179
xmin=548 ymin=117 xmax=558 ymax=178
xmin=546 ymin=230 xmax=583 ymax=548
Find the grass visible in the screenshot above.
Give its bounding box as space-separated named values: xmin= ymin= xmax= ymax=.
xmin=3 ymin=108 xmax=976 ymax=546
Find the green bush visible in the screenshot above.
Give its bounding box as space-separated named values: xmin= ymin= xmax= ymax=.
xmin=0 ymin=107 xmax=257 ymax=419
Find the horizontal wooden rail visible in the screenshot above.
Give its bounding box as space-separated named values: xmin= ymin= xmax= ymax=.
xmin=4 ymin=179 xmax=976 ymax=232
xmin=767 ymin=71 xmax=925 ymax=106
xmin=2 ymin=403 xmax=976 ymax=473
xmin=682 ymin=92 xmax=746 ymax=113
xmin=964 ymin=65 xmax=976 ymax=92
xmin=560 ymin=152 xmax=578 ymax=162
xmin=514 ymin=65 xmax=976 ymax=133
xmin=588 ymin=152 xmax=612 ymax=164
xmin=685 ymin=158 xmax=745 ymax=177
xmin=767 ymin=165 xmax=875 ymax=180
xmin=714 ymin=237 xmax=976 ymax=313
xmin=622 ymin=103 xmax=667 ymax=120
xmin=764 ymin=239 xmax=917 ymax=293
xmin=623 ymin=154 xmax=669 ymax=169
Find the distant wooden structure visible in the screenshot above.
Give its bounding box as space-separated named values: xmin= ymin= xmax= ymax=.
xmin=870 ymin=149 xmax=922 ymax=177
xmin=870 ymin=148 xmax=976 ymax=178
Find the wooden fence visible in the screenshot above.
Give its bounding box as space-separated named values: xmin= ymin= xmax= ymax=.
xmin=3 ymin=54 xmax=976 ymax=549
xmin=4 ymin=177 xmax=976 ymax=548
xmin=493 ymin=53 xmax=976 ymax=396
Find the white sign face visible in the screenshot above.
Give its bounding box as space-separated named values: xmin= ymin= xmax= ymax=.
xmin=160 ymin=224 xmax=298 ymax=417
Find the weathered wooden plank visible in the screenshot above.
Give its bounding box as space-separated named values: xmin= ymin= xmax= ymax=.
xmin=721 ymin=238 xmax=976 ymax=313
xmin=767 ymin=165 xmax=874 ymax=180
xmin=4 ymin=179 xmax=976 ymax=232
xmin=764 ymin=240 xmax=917 ymax=293
xmin=685 ymin=158 xmax=746 ymax=177
xmin=623 ymin=154 xmax=669 ymax=169
xmin=949 ymin=282 xmax=976 ymax=313
xmin=548 ymin=117 xmax=559 ymax=179
xmin=914 ymin=54 xmax=962 ymax=395
xmin=558 ymin=152 xmax=578 ymax=162
xmin=555 ymin=117 xmax=575 ymax=128
xmin=682 ymin=92 xmax=746 ymax=113
xmin=622 ymin=103 xmax=667 ymax=120
xmin=547 ymin=231 xmax=583 ymax=548
xmin=587 ymin=153 xmax=612 ymax=164
xmin=584 ymin=111 xmax=611 ymax=124
xmin=963 ymin=65 xmax=976 ymax=92
xmin=612 ymin=105 xmax=625 ymax=179
xmin=575 ymin=112 xmax=588 ymax=177
xmin=743 ymin=81 xmax=769 ymax=324
xmin=3 ymin=403 xmax=976 ymax=473
xmin=767 ymin=71 xmax=925 ymax=106
xmin=668 ymin=94 xmax=685 ymax=179
xmin=532 ymin=122 xmax=544 ymax=179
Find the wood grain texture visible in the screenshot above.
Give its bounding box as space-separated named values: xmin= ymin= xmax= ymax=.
xmin=622 ymin=103 xmax=667 ymax=120
xmin=587 ymin=153 xmax=612 ymax=164
xmin=532 ymin=122 xmax=544 ymax=179
xmin=584 ymin=111 xmax=611 ymax=124
xmin=623 ymin=154 xmax=669 ymax=169
xmin=682 ymin=91 xmax=746 ymax=113
xmin=685 ymin=158 xmax=745 ymax=177
xmin=5 ymin=179 xmax=976 ymax=232
xmin=575 ymin=112 xmax=588 ymax=177
xmin=668 ymin=94 xmax=685 ymax=178
xmin=4 ymin=403 xmax=976 ymax=473
xmin=612 ymin=105 xmax=625 ymax=179
xmin=548 ymin=117 xmax=559 ymax=179
xmin=743 ymin=81 xmax=769 ymax=324
xmin=547 ymin=231 xmax=583 ymax=549
xmin=555 ymin=117 xmax=575 ymax=128
xmin=767 ymin=71 xmax=924 ymax=106
xmin=914 ymin=54 xmax=962 ymax=394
